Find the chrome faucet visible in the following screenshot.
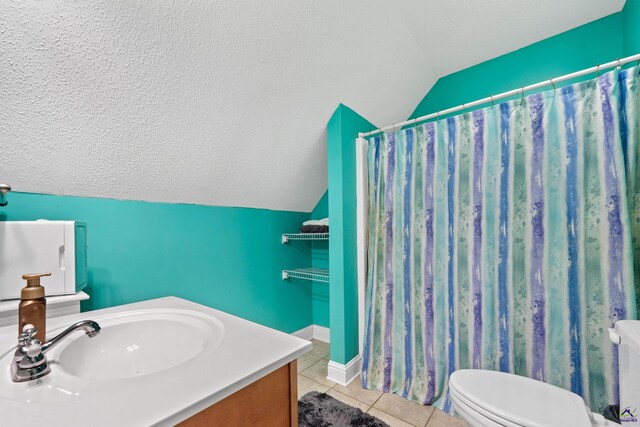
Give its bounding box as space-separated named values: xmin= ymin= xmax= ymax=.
xmin=11 ymin=320 xmax=101 ymax=382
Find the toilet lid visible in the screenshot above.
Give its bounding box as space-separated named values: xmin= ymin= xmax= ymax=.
xmin=449 ymin=370 xmax=593 ymax=427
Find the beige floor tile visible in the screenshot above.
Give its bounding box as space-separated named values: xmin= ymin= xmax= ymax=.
xmin=297 ymin=375 xmax=330 ymax=399
xmin=299 ymin=358 xmax=336 ymax=387
xmin=367 ymin=408 xmax=414 ymax=427
xmin=297 ymin=352 xmax=322 ymax=372
xmin=309 ymin=339 xmax=330 ymax=358
xmin=373 ymin=393 xmax=435 ymax=427
xmin=426 ymin=408 xmax=467 ymax=427
xmin=326 ymin=389 xmax=371 ymax=413
xmin=332 ymin=376 xmax=383 ymax=406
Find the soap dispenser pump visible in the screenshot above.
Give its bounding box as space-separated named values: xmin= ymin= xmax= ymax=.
xmin=18 ymin=273 xmax=50 ymax=341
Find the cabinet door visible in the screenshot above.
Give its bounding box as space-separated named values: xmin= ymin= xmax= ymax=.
xmin=179 ymin=361 xmax=298 ymax=427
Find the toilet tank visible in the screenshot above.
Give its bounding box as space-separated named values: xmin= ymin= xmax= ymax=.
xmin=611 ymin=320 xmax=640 ymax=425
xmin=0 ymin=220 xmax=88 ymax=300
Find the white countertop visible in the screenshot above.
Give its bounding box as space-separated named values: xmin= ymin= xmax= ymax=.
xmin=0 ymin=296 xmax=312 ymax=426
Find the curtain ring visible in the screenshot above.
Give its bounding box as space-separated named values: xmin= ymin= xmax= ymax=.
xmin=616 ymin=58 xmax=622 ymax=71
xmin=490 ymin=95 xmax=494 ymax=108
xmin=550 ymin=78 xmax=556 ymax=93
xmin=596 ymin=64 xmax=600 ymax=78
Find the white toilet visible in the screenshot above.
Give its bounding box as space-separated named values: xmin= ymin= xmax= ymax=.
xmin=449 ymin=320 xmax=640 ymax=427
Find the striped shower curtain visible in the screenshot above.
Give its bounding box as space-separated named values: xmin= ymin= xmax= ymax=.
xmin=361 ymin=66 xmax=640 ymax=413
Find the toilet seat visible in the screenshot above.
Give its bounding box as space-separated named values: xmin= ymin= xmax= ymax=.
xmin=449 ymin=369 xmax=594 ymax=427
xmin=451 ymin=385 xmax=520 ymax=427
xmin=451 ymin=392 xmax=504 ymax=427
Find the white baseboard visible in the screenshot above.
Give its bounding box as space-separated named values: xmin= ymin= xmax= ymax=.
xmin=313 ymin=325 xmax=330 ymax=342
xmin=292 ymin=324 xmax=330 ymax=343
xmin=327 ymin=354 xmax=361 ymax=387
xmin=292 ymin=325 xmax=314 ymax=340
xmin=292 ymin=325 xmax=359 ymax=387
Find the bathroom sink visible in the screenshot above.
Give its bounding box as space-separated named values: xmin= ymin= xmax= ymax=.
xmin=0 ymin=297 xmax=310 ymax=426
xmin=0 ymin=307 xmax=225 ymax=403
xmin=56 ymin=310 xmax=224 ymax=380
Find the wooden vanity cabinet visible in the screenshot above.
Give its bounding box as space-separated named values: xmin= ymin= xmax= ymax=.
xmin=178 ymin=360 xmax=298 ymax=427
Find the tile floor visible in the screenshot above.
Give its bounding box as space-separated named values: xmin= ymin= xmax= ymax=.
xmin=297 ymin=340 xmax=467 ymax=427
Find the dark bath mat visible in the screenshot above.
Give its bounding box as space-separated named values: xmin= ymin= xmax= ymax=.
xmin=299 ymin=391 xmax=389 ymax=427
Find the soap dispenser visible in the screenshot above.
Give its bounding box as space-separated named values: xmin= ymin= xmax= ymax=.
xmin=18 ymin=273 xmax=50 ymax=341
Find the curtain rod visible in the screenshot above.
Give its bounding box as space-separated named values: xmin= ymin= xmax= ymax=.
xmin=358 ymin=53 xmax=640 ymax=139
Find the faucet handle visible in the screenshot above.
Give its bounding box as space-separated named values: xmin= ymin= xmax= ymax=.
xmin=24 ymin=341 xmax=42 ymax=359
xmin=22 ymin=324 xmax=36 ymax=338
xmin=19 ymin=324 xmax=37 ymax=344
xmin=22 ymin=324 xmax=36 ymax=335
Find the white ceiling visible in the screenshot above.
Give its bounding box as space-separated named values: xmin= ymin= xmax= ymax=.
xmin=394 ymin=0 xmax=626 ymax=78
xmin=0 ymin=0 xmax=624 ymax=212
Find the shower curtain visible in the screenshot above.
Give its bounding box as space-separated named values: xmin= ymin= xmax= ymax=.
xmin=361 ymin=66 xmax=640 ymax=413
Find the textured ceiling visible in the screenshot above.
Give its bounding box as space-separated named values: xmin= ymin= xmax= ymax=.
xmin=394 ymin=0 xmax=626 ymax=78
xmin=0 ymin=1 xmax=624 ymax=212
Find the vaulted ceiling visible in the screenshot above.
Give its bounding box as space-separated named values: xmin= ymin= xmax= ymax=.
xmin=0 ymin=1 xmax=625 ymax=212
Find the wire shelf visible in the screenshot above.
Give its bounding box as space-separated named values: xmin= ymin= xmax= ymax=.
xmin=282 ymin=268 xmax=329 ymax=283
xmin=282 ymin=233 xmax=329 ymax=243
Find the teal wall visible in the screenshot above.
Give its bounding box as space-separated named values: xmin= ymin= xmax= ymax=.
xmin=410 ymin=12 xmax=625 ymax=119
xmin=2 ymin=192 xmax=313 ymax=333
xmin=327 ymin=104 xmax=375 ymax=364
xmin=310 ymin=191 xmax=330 ymax=328
xmin=624 ymin=0 xmax=640 ymax=55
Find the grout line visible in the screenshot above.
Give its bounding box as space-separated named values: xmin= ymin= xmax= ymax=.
xmin=297 ymin=360 xmax=320 ymax=373
xmin=370 ymin=391 xmax=384 ymax=408
xmin=423 ymin=408 xmax=435 ymax=427
xmin=327 ymin=388 xmax=373 ymax=414
xmin=300 ymin=356 xmax=327 ymax=374
xmin=369 ymin=394 xmax=435 ymax=427
xmin=335 ymin=383 xmax=385 ymax=409
xmin=370 ymin=407 xmax=418 ymax=427
xmin=296 ymin=374 xmax=330 ymax=392
xmin=298 ymin=361 xmax=335 ymax=387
